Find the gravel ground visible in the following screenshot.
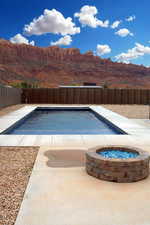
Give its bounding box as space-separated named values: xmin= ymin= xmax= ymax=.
xmin=0 ymin=147 xmax=38 ymax=225
xmin=102 ymin=104 xmax=150 ymax=119
xmin=0 ymin=104 xmax=24 ymax=117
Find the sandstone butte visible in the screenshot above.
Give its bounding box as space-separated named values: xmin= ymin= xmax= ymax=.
xmin=0 ymin=39 xmax=150 ymax=88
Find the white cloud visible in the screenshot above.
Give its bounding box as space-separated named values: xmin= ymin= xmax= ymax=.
xmin=51 ymin=35 xmax=72 ymax=46
xmin=115 ymin=28 xmax=133 ymax=37
xmin=96 ymin=44 xmax=111 ymax=56
xmin=24 ymin=9 xmax=80 ymax=36
xmin=115 ymin=43 xmax=150 ymax=63
xmin=126 ymin=15 xmax=136 ymax=22
xmin=10 ymin=33 xmax=35 ymax=45
xmin=74 ymin=5 xmax=109 ymax=28
xmin=111 ymin=20 xmax=121 ymax=29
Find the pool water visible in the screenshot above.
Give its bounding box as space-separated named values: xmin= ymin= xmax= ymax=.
xmin=4 ymin=108 xmax=125 ymax=135
xmin=99 ymin=150 xmax=139 ymax=159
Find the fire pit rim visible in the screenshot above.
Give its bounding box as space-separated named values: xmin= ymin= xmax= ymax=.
xmin=86 ymin=145 xmax=150 ymax=162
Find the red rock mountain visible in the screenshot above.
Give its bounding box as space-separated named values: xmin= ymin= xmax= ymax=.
xmin=0 ymin=39 xmax=150 ymax=88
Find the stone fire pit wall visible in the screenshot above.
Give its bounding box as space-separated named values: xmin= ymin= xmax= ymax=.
xmin=86 ymin=146 xmax=150 ymax=183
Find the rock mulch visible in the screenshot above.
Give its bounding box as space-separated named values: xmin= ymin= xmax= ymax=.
xmin=0 ymin=104 xmax=24 ymax=117
xmin=0 ymin=147 xmax=38 ymax=225
xmin=102 ymin=104 xmax=149 ymax=119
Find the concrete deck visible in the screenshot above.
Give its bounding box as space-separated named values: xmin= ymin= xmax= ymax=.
xmin=0 ymin=104 xmax=150 ymax=147
xmin=15 ymin=145 xmax=150 ymax=225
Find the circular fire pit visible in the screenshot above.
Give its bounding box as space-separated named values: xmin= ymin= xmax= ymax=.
xmin=86 ymin=146 xmax=150 ymax=183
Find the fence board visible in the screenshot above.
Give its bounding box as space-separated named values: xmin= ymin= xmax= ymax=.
xmin=21 ymin=88 xmax=150 ymax=105
xmin=73 ymin=88 xmax=80 ymax=104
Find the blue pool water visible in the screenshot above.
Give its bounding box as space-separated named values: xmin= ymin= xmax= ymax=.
xmin=4 ymin=108 xmax=125 ymax=135
xmin=99 ymin=150 xmax=139 ymax=159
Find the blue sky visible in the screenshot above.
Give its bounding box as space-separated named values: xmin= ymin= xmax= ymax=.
xmin=1 ymin=0 xmax=150 ymax=66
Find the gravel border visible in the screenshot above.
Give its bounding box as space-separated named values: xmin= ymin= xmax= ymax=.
xmin=0 ymin=104 xmax=25 ymax=117
xmin=102 ymin=104 xmax=149 ymax=119
xmin=0 ymin=147 xmax=38 ymax=225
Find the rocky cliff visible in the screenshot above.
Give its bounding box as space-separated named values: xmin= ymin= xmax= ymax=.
xmin=0 ymin=39 xmax=150 ymax=88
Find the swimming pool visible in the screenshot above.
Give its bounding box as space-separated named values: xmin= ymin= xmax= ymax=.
xmin=3 ymin=107 xmax=126 ymax=135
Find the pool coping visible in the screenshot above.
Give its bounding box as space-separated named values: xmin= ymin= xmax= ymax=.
xmin=0 ymin=104 xmax=150 ymax=146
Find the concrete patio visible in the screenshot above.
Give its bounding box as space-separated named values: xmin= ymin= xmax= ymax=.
xmin=15 ymin=145 xmax=150 ymax=225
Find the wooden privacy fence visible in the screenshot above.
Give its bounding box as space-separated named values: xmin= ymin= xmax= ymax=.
xmin=22 ymin=88 xmax=150 ymax=105
xmin=0 ymin=85 xmax=22 ymax=109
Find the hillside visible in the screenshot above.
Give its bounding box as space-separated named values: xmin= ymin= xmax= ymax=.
xmin=0 ymin=39 xmax=150 ymax=88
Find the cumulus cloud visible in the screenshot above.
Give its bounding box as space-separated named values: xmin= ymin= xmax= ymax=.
xmin=96 ymin=44 xmax=111 ymax=56
xmin=126 ymin=15 xmax=136 ymax=22
xmin=74 ymin=5 xmax=109 ymax=28
xmin=10 ymin=33 xmax=35 ymax=45
xmin=111 ymin=20 xmax=121 ymax=29
xmin=115 ymin=43 xmax=150 ymax=63
xmin=115 ymin=28 xmax=133 ymax=37
xmin=24 ymin=9 xmax=80 ymax=36
xmin=51 ymin=35 xmax=72 ymax=46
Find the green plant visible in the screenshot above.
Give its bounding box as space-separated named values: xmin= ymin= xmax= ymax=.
xmin=10 ymin=81 xmax=39 ymax=88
